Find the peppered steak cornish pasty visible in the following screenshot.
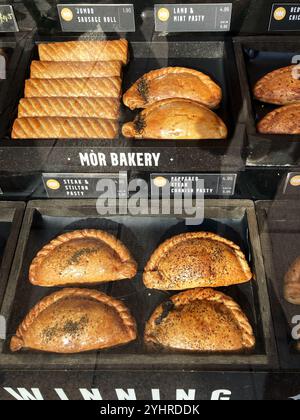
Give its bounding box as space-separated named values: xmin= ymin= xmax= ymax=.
xmin=258 ymin=103 xmax=300 ymax=135
xmin=10 ymin=288 xmax=137 ymax=353
xmin=29 ymin=229 xmax=137 ymax=287
xmin=143 ymin=232 xmax=252 ymax=290
xmin=254 ymin=65 xmax=300 ymax=105
xmin=123 ymin=67 xmax=222 ymax=110
xmin=145 ymin=288 xmax=255 ymax=352
xmin=122 ymin=99 xmax=227 ymax=140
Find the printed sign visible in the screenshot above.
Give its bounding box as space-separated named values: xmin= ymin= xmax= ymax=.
xmin=155 ymin=3 xmax=232 ymax=32
xmin=283 ymin=173 xmax=300 ymax=194
xmin=58 ymin=4 xmax=135 ymax=32
xmin=269 ymin=3 xmax=300 ymax=31
xmin=43 ymin=173 xmax=128 ymax=198
xmin=0 ymin=5 xmax=18 ymax=32
xmin=151 ymin=174 xmax=237 ymax=197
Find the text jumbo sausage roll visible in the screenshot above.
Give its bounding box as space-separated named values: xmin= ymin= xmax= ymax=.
xmin=18 ymin=97 xmax=120 ymax=119
xmin=24 ymin=77 xmax=122 ymax=98
xmin=30 ymin=61 xmax=123 ymax=79
xmin=38 ymin=40 xmax=129 ymax=65
xmin=12 ymin=117 xmax=118 ymax=139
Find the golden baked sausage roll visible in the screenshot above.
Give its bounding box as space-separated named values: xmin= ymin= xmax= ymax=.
xmin=18 ymin=97 xmax=120 ymax=119
xmin=145 ymin=288 xmax=255 ymax=352
xmin=38 ymin=40 xmax=129 ymax=65
xmin=12 ymin=117 xmax=118 ymax=139
xmin=24 ymin=77 xmax=122 ymax=98
xmin=144 ymin=232 xmax=252 ymax=290
xmin=30 ymin=60 xmax=123 ymax=79
xmin=257 ymin=104 xmax=300 ymax=135
xmin=29 ymin=230 xmax=137 ymax=287
xmin=10 ymin=288 xmax=137 ymax=353
xmin=122 ymin=99 xmax=227 ymax=140
xmin=254 ymin=65 xmax=300 ymax=105
xmin=123 ymin=67 xmax=222 ymax=110
xmin=284 ymin=256 xmax=300 ymax=305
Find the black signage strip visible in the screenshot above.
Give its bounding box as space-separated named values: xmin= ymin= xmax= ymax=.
xmin=151 ymin=174 xmax=237 ymax=197
xmin=155 ymin=3 xmax=232 ymax=32
xmin=43 ymin=173 xmax=128 ymax=198
xmin=58 ymin=3 xmax=135 ymax=33
xmin=269 ymin=3 xmax=300 ymax=31
xmin=0 ymin=5 xmax=19 ymax=32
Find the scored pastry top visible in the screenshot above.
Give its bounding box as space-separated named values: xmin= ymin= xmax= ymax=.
xmin=123 ymin=67 xmax=222 ymax=110
xmin=144 ymin=232 xmax=252 ymax=290
xmin=29 ymin=229 xmax=137 ymax=287
xmin=254 ymin=65 xmax=300 ymax=105
xmin=10 ymin=288 xmax=137 ymax=354
xmin=145 ymin=288 xmax=255 ymax=352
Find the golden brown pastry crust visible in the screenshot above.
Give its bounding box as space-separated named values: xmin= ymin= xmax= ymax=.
xmin=144 ymin=232 xmax=252 ymax=290
xmin=29 ymin=229 xmax=137 ymax=287
xmin=257 ymin=104 xmax=300 ymax=135
xmin=30 ymin=60 xmax=123 ymax=79
xmin=12 ymin=117 xmax=118 ymax=139
xmin=254 ymin=65 xmax=300 ymax=105
xmin=10 ymin=288 xmax=137 ymax=353
xmin=38 ymin=40 xmax=129 ymax=65
xmin=18 ymin=97 xmax=120 ymax=119
xmin=284 ymin=256 xmax=300 ymax=305
xmin=123 ymin=67 xmax=222 ymax=110
xmin=24 ymin=77 xmax=122 ymax=99
xmin=122 ymin=99 xmax=227 ymax=140
xmin=145 ymin=288 xmax=255 ymax=352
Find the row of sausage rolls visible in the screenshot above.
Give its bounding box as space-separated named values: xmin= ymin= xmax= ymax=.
xmin=12 ymin=40 xmax=128 ymax=139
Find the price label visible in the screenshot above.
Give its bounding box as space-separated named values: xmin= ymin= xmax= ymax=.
xmin=155 ymin=3 xmax=232 ymax=32
xmin=0 ymin=5 xmax=18 ymax=32
xmin=58 ymin=3 xmax=135 ymax=32
xmin=269 ymin=3 xmax=300 ymax=31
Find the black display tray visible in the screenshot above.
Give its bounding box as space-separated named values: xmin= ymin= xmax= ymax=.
xmin=256 ymin=200 xmax=300 ymax=370
xmin=0 ymin=201 xmax=25 ymax=308
xmin=234 ymin=36 xmax=300 ymax=168
xmin=0 ymin=199 xmax=276 ymax=370
xmin=0 ymin=34 xmax=245 ymax=173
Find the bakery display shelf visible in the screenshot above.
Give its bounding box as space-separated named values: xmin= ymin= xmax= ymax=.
xmin=234 ymin=36 xmax=300 ymax=168
xmin=0 ymin=34 xmax=246 ymax=173
xmin=0 ymin=199 xmax=276 ymax=371
xmin=0 ymin=201 xmax=25 ymax=308
xmin=256 ymin=200 xmax=300 ymax=370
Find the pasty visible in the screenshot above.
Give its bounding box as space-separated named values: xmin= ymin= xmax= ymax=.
xmin=10 ymin=288 xmax=137 ymax=353
xmin=29 ymin=229 xmax=137 ymax=287
xmin=257 ymin=104 xmax=300 ymax=135
xmin=123 ymin=67 xmax=222 ymax=110
xmin=254 ymin=65 xmax=300 ymax=105
xmin=284 ymin=256 xmax=300 ymax=305
xmin=38 ymin=40 xmax=129 ymax=65
xmin=144 ymin=232 xmax=252 ymax=290
xmin=122 ymin=99 xmax=227 ymax=140
xmin=145 ymin=288 xmax=255 ymax=352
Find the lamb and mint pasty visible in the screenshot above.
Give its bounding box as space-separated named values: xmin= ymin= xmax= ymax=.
xmin=10 ymin=288 xmax=137 ymax=354
xmin=145 ymin=288 xmax=255 ymax=352
xmin=123 ymin=67 xmax=222 ymax=110
xmin=29 ymin=229 xmax=137 ymax=287
xmin=144 ymin=232 xmax=252 ymax=290
xmin=122 ymin=99 xmax=227 ymax=140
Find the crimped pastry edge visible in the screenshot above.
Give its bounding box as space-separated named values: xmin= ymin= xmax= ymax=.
xmin=29 ymin=229 xmax=137 ymax=286
xmin=143 ymin=232 xmax=252 ymax=289
xmin=10 ymin=288 xmax=137 ymax=352
xmin=123 ymin=66 xmax=222 ymax=110
xmin=257 ymin=103 xmax=300 ymax=134
xmin=144 ymin=288 xmax=256 ymax=350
